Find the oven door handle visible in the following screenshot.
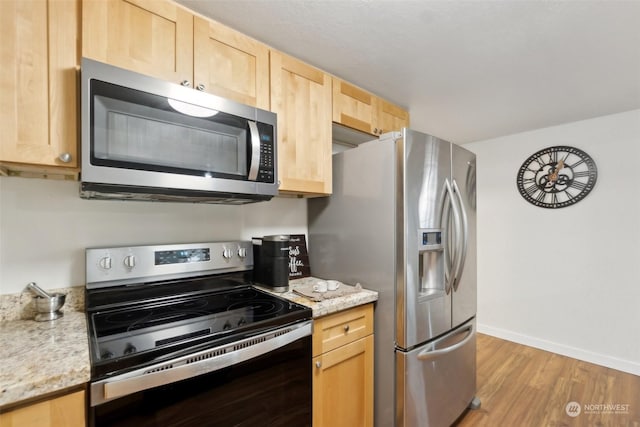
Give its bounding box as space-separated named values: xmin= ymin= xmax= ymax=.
xmin=91 ymin=320 xmax=312 ymax=406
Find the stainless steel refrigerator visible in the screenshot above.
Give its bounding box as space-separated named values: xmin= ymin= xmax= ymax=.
xmin=308 ymin=128 xmax=479 ymax=427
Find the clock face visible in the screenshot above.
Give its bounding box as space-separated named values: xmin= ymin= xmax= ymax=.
xmin=516 ymin=146 xmax=597 ymax=209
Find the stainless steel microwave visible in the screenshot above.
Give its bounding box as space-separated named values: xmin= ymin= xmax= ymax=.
xmin=80 ymin=58 xmax=278 ymax=204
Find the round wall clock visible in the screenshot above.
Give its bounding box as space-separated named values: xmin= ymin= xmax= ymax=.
xmin=516 ymin=146 xmax=597 ymax=209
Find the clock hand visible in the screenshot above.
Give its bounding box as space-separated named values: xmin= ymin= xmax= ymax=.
xmin=547 ymin=159 xmax=565 ymax=183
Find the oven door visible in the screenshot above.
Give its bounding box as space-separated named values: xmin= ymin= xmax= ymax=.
xmin=90 ymin=321 xmax=312 ymax=427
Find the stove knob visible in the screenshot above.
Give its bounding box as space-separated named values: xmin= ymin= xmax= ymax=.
xmin=237 ymin=318 xmax=246 ymax=327
xmin=237 ymin=247 xmax=247 ymax=258
xmin=101 ymin=350 xmax=114 ymax=360
xmin=222 ymin=248 xmax=233 ymax=260
xmin=223 ymin=321 xmax=232 ymax=330
xmin=99 ymin=256 xmax=112 ymax=270
xmin=123 ymin=255 xmax=136 ymax=269
xmin=124 ymin=344 xmax=137 ymax=355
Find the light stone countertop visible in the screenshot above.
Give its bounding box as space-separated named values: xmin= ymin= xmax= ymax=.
xmin=0 ymin=277 xmax=376 ymax=409
xmin=0 ymin=311 xmax=90 ymax=409
xmin=257 ymin=277 xmax=378 ymax=318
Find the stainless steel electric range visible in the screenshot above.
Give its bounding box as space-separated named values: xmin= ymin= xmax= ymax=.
xmin=85 ymin=241 xmax=312 ymax=427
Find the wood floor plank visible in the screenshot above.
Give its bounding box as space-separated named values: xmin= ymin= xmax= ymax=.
xmin=454 ymin=334 xmax=640 ymax=427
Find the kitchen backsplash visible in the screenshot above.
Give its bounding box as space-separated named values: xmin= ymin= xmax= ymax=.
xmin=0 ymin=178 xmax=308 ymax=296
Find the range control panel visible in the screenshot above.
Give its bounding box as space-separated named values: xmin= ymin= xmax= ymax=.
xmin=155 ymin=248 xmax=211 ymax=265
xmin=86 ymin=241 xmax=253 ymax=288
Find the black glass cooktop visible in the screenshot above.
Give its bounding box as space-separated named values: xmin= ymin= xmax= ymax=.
xmin=92 ymin=287 xmax=297 ymax=338
xmin=86 ymin=273 xmax=311 ymax=378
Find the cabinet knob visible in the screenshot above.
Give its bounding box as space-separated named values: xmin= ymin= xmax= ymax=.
xmin=316 ymin=361 xmax=322 ymax=368
xmin=344 ymin=325 xmax=350 ymax=332
xmin=196 ymin=83 xmax=206 ymax=91
xmin=58 ymin=152 xmax=72 ymax=163
xmin=181 ymin=80 xmax=191 ymax=87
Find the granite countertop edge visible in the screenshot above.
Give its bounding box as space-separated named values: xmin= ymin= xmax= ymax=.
xmin=0 ymin=311 xmax=90 ymax=409
xmin=256 ymin=277 xmax=379 ymax=318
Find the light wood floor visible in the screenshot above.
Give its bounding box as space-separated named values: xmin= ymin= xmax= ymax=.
xmin=453 ymin=334 xmax=640 ymax=427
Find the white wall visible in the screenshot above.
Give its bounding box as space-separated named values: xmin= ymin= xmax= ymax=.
xmin=0 ymin=178 xmax=307 ymax=294
xmin=464 ymin=109 xmax=640 ymax=375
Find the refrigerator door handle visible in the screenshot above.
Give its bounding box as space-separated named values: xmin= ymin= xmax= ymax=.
xmin=442 ymin=179 xmax=460 ymax=294
xmin=451 ymin=179 xmax=469 ymax=291
xmin=441 ymin=180 xmax=452 ymax=293
xmin=416 ymin=323 xmax=474 ymax=361
xmin=444 ymin=178 xmax=463 ymax=294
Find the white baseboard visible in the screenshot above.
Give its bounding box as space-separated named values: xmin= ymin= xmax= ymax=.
xmin=477 ymin=323 xmax=640 ymax=376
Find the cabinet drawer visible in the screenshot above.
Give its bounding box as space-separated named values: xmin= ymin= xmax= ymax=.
xmin=313 ymin=304 xmax=373 ymax=357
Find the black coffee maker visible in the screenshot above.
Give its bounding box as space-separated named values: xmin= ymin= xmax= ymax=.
xmin=252 ymin=235 xmax=290 ymax=292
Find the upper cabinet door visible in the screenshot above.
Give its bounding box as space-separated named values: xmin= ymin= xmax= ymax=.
xmin=82 ymin=0 xmax=193 ymax=84
xmin=332 ymin=78 xmax=376 ymax=135
xmin=332 ymin=77 xmax=409 ymax=136
xmin=377 ymin=98 xmax=410 ymax=135
xmin=193 ymin=17 xmax=269 ymax=110
xmin=270 ymin=51 xmax=332 ymax=196
xmin=0 ymin=0 xmax=79 ymax=169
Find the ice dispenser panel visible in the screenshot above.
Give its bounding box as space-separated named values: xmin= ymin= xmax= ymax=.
xmin=418 ymin=229 xmax=444 ymax=297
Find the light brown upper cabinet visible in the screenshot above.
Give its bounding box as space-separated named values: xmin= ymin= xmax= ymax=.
xmin=82 ymin=0 xmax=194 ymax=85
xmin=270 ymin=51 xmax=332 ymax=196
xmin=377 ymin=97 xmax=411 ymax=135
xmin=193 ymin=16 xmax=270 ymax=110
xmin=332 ymin=77 xmax=409 ymax=136
xmin=82 ymin=0 xmax=270 ymax=109
xmin=0 ymin=0 xmax=79 ymax=176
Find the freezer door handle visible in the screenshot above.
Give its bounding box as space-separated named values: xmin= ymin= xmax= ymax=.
xmin=451 ymin=179 xmax=469 ymax=291
xmin=416 ymin=323 xmax=474 ymax=361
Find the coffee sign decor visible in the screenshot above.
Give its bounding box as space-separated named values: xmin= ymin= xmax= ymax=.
xmin=289 ymin=234 xmax=311 ymax=279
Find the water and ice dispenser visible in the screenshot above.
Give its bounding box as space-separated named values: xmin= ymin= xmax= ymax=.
xmin=418 ymin=229 xmax=445 ymax=296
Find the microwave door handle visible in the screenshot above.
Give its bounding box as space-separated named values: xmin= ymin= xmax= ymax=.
xmin=247 ymin=121 xmax=260 ymax=181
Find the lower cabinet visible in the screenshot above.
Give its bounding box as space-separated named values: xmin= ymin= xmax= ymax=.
xmin=0 ymin=389 xmax=85 ymax=427
xmin=312 ymin=304 xmax=374 ymax=427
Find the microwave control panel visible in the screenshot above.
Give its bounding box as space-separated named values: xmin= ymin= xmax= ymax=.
xmin=257 ymin=123 xmax=275 ymax=183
